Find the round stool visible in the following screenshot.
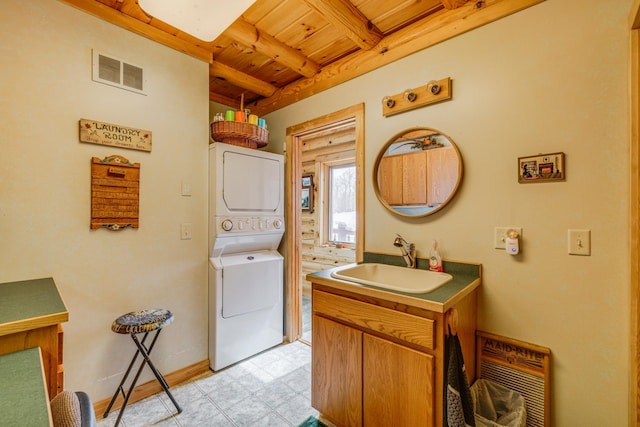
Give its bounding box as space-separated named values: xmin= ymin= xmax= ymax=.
xmin=103 ymin=309 xmax=181 ymax=426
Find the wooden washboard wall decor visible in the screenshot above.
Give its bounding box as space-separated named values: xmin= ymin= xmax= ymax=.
xmin=90 ymin=155 xmax=140 ymax=231
xmin=476 ymin=330 xmax=551 ymax=427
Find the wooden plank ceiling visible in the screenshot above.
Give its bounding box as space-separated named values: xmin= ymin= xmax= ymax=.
xmin=61 ymin=0 xmax=544 ymax=116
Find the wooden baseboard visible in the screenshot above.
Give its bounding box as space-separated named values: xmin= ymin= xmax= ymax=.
xmin=94 ymin=359 xmax=210 ymax=418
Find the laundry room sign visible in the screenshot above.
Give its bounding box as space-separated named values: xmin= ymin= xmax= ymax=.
xmin=79 ymin=118 xmax=152 ymax=152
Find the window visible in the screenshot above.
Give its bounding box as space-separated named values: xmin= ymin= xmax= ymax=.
xmin=327 ymin=163 xmax=356 ymax=244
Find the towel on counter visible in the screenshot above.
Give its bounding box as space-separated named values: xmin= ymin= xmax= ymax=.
xmin=444 ymin=328 xmax=476 ymax=427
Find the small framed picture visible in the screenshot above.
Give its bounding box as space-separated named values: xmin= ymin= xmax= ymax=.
xmin=302 ymin=175 xmax=313 ymax=188
xmin=302 ymin=174 xmax=314 ymax=212
xmin=302 ymin=187 xmax=313 ymax=212
xmin=518 ymin=152 xmax=565 ymax=183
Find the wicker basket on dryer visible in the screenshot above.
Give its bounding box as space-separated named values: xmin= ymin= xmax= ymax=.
xmin=210 ymin=121 xmax=269 ymax=149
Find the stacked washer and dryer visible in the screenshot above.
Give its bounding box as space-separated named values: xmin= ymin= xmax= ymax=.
xmin=208 ymin=142 xmax=285 ymax=371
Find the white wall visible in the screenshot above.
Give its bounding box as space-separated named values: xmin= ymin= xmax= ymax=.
xmin=263 ymin=0 xmax=632 ymax=424
xmin=0 ymin=1 xmax=209 ymax=400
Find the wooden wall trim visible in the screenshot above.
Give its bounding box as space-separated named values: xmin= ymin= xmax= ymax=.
xmin=93 ymin=359 xmax=210 ymax=418
xmin=632 ymin=0 xmax=640 ymax=29
xmin=631 ymin=2 xmax=640 ymax=423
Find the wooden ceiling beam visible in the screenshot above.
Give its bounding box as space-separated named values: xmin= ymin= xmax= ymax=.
xmin=249 ymin=0 xmax=546 ymax=115
xmin=440 ymin=0 xmax=470 ymax=10
xmin=60 ymin=0 xmax=212 ymax=62
xmin=227 ymin=18 xmax=321 ymax=78
xmin=117 ymin=0 xmax=151 ymax=22
xmin=210 ymin=61 xmax=278 ymax=97
xmin=302 ymin=0 xmax=383 ymax=50
xmin=209 ymin=92 xmax=243 ymax=110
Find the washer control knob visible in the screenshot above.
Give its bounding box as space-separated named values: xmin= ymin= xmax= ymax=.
xmin=221 ymin=219 xmax=233 ymax=231
xmin=273 ymin=219 xmax=283 ymax=229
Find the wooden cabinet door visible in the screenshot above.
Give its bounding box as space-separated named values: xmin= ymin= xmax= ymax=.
xmin=363 ymin=334 xmax=435 ymax=427
xmin=402 ymin=150 xmax=428 ymax=205
xmin=427 ymin=147 xmax=458 ymax=206
xmin=378 ymin=155 xmax=403 ymax=205
xmin=312 ymin=315 xmax=363 ymax=427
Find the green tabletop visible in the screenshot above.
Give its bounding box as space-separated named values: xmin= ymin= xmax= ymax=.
xmin=0 ymin=278 xmax=68 ymax=336
xmin=0 ymin=347 xmax=52 ymax=426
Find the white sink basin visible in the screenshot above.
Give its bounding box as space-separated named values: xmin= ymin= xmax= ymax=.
xmin=330 ymin=263 xmax=453 ymax=294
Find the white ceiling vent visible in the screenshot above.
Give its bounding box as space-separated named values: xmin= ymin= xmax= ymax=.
xmin=92 ymin=49 xmax=146 ymax=95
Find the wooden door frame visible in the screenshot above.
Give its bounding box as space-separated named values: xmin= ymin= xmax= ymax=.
xmin=284 ymin=104 xmax=365 ymax=342
xmin=631 ymin=1 xmax=640 ymax=425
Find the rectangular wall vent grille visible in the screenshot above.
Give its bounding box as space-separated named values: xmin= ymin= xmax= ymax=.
xmin=92 ymin=49 xmax=145 ymax=95
xmin=476 ymin=331 xmax=551 ymax=427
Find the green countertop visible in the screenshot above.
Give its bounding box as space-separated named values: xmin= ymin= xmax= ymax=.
xmin=0 ymin=277 xmax=68 ymax=336
xmin=0 ymin=347 xmax=52 ymax=426
xmin=307 ymin=254 xmax=481 ymax=312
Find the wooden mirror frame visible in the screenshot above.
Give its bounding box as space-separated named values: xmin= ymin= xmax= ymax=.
xmin=372 ymin=127 xmax=463 ymax=218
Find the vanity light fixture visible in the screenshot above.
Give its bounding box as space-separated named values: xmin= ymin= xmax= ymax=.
xmin=138 ymin=0 xmax=256 ymax=41
xmin=382 ymin=96 xmax=395 ymax=108
xmin=403 ymin=89 xmax=417 ymax=102
xmin=427 ymin=80 xmax=441 ymax=95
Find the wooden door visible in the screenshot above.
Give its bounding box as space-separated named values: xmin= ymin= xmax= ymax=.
xmin=427 ymin=147 xmax=458 ymax=206
xmin=378 ymin=155 xmax=403 ymax=205
xmin=363 ymin=334 xmax=435 ymax=427
xmin=312 ymin=315 xmax=363 ymax=427
xmin=402 ymin=151 xmax=428 ymax=205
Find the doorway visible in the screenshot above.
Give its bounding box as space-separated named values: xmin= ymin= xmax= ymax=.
xmin=284 ymin=104 xmax=365 ymax=343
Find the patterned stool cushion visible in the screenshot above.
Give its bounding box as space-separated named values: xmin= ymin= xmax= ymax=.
xmin=111 ymin=308 xmax=174 ymax=334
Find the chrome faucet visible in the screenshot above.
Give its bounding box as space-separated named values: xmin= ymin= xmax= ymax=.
xmin=393 ymin=234 xmax=416 ymax=268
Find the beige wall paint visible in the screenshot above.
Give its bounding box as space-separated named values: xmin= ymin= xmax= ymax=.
xmin=263 ymin=0 xmax=632 ymax=424
xmin=1 ymin=0 xmax=633 ymax=422
xmin=1 ymin=0 xmax=209 ymax=400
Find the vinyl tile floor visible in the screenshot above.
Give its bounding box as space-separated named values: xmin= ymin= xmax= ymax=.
xmin=97 ymin=340 xmax=317 ymax=427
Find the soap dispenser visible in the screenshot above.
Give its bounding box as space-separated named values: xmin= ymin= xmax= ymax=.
xmin=429 ymin=240 xmax=443 ymax=272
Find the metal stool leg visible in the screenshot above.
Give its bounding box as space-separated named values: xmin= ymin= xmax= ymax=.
xmin=104 ymin=329 xmax=181 ymax=427
xmin=131 ymin=333 xmax=182 ymax=414
xmin=103 ymin=331 xmax=151 ymax=419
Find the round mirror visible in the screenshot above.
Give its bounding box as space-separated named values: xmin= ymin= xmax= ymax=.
xmin=373 ymin=127 xmax=463 ymax=218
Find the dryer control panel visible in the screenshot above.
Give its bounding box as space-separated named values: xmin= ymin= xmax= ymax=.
xmin=215 ymin=216 xmax=285 ymax=234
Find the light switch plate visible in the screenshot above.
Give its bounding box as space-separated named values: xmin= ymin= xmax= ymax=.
xmin=181 ymin=180 xmax=191 ymax=196
xmin=494 ymin=227 xmax=522 ymax=249
xmin=568 ymin=229 xmax=590 ymax=255
xmin=181 ymin=223 xmax=192 ymax=240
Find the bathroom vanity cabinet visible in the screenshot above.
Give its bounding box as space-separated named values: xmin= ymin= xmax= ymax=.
xmin=309 ymin=264 xmax=479 ymax=427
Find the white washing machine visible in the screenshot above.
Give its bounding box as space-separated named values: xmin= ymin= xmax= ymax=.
xmin=208 ymin=142 xmax=285 ymax=371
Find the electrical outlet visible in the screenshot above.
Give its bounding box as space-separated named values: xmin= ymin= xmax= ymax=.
xmin=494 ymin=227 xmax=522 ymax=249
xmin=568 ymin=229 xmax=590 ymax=255
xmin=181 ymin=223 xmax=192 ymax=240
